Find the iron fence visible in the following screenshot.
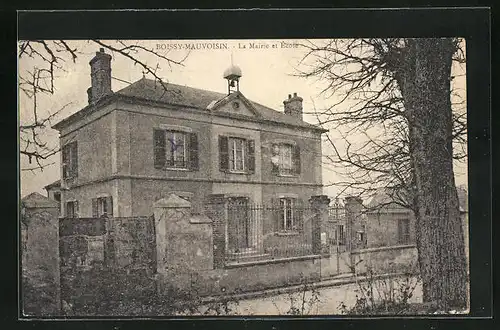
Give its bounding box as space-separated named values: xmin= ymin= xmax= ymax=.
xmin=224 ymin=201 xmax=314 ymax=263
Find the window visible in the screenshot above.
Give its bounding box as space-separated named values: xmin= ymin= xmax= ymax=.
xmin=279 ymin=144 xmax=293 ymax=175
xmin=219 ymin=136 xmax=255 ymax=174
xmin=66 ymin=201 xmax=78 ymax=218
xmin=336 ymin=224 xmax=345 ymax=245
xmin=271 ymin=143 xmax=300 ymax=176
xmin=62 ymin=141 xmax=78 ymax=179
xmin=229 ymin=137 xmax=246 ymax=172
xmin=154 ymin=129 xmax=198 ymax=170
xmin=279 ymin=198 xmax=297 ymax=231
xmin=54 ymin=192 xmax=61 ymax=213
xmin=166 ymin=130 xmax=187 ymax=168
xmin=92 ymin=196 xmax=113 ymax=218
xmin=398 ymin=218 xmax=411 ymax=244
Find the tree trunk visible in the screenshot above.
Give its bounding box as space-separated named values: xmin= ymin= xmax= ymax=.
xmin=399 ymin=38 xmax=468 ymax=309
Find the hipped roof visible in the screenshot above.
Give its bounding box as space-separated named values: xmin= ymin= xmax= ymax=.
xmin=54 ymin=77 xmax=326 ymax=132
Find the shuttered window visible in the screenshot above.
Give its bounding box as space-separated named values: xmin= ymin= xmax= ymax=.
xmin=66 ymin=201 xmax=79 ymax=218
xmin=153 ymin=129 xmax=199 ymax=170
xmin=92 ymin=196 xmax=113 ymax=218
xmin=62 ymin=141 xmax=78 ymax=179
xmin=219 ymin=135 xmax=255 ymax=174
xmin=271 ymin=143 xmax=301 ymax=176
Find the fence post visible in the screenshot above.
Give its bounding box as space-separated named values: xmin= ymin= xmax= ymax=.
xmin=309 ymin=195 xmax=331 ymax=255
xmin=206 ymin=194 xmax=227 ymax=269
xmin=344 ymin=196 xmax=363 ymax=271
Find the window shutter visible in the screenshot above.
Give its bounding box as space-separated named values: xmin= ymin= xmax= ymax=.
xmin=295 ymin=199 xmax=304 ymax=232
xmin=246 ymin=140 xmax=255 ymax=173
xmin=74 ymin=201 xmax=79 ymax=218
xmin=189 ymin=133 xmax=199 ymax=171
xmin=107 ymin=196 xmax=113 ymax=217
xmin=62 ymin=145 xmax=68 ymax=179
xmin=71 ymin=142 xmax=78 ymax=177
xmin=271 ymin=144 xmax=279 ymax=175
xmin=293 ymin=145 xmax=301 ymax=174
xmin=153 ymin=129 xmax=166 ymax=169
xmin=398 ymin=219 xmax=403 ymax=243
xmin=271 ymin=198 xmax=281 ymax=232
xmin=92 ymin=198 xmax=98 ymax=218
xmin=219 ymin=135 xmax=229 ymax=172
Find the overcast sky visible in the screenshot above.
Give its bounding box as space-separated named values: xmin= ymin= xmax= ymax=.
xmin=19 ymin=39 xmax=468 ymax=199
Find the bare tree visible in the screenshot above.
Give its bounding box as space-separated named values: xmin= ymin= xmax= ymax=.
xmin=18 ymin=40 xmax=189 ymax=172
xmin=297 ymin=39 xmax=466 ymax=210
xmin=297 ymin=38 xmax=467 ymax=309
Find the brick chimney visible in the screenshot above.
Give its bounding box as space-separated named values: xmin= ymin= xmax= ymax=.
xmin=283 ymin=92 xmax=303 ymax=120
xmin=88 ymin=48 xmax=112 ymax=104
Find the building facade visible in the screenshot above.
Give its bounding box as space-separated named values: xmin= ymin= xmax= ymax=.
xmin=52 ymin=49 xmax=326 ymax=227
xmin=363 ymin=187 xmax=468 ymax=248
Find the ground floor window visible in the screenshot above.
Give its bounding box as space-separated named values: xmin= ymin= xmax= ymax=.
xmin=336 ymin=224 xmax=345 ymax=245
xmin=398 ymin=218 xmax=411 ymax=244
xmin=279 ymin=198 xmax=296 ymax=231
xmin=92 ymin=196 xmax=113 ymax=218
xmin=66 ymin=201 xmax=78 ymax=218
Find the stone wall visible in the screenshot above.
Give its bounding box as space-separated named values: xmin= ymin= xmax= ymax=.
xmin=59 ymin=216 xmax=156 ymax=315
xmin=365 ymin=209 xmax=416 ymax=248
xmin=351 ymin=245 xmax=418 ymax=275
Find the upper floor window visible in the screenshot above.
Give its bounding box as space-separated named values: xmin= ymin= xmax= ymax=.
xmin=166 ymin=130 xmax=188 ymax=168
xmin=229 ymin=137 xmax=246 ymax=172
xmin=271 ymin=143 xmax=300 ymax=176
xmin=66 ymin=200 xmax=79 ymax=218
xmin=92 ymin=196 xmax=113 ymax=218
xmin=398 ymin=218 xmax=410 ymax=244
xmin=62 ymin=141 xmax=78 ymax=180
xmin=154 ymin=129 xmax=198 ymax=170
xmin=219 ymin=135 xmax=255 ymax=174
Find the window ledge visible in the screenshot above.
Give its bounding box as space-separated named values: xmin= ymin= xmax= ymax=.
xmin=226 ymin=170 xmax=254 ymax=175
xmin=165 ymin=167 xmax=190 ymax=171
xmin=225 ymin=254 xmax=321 ymax=268
xmin=275 ymin=231 xmax=300 ymax=237
xmin=277 ymin=173 xmax=299 ymax=178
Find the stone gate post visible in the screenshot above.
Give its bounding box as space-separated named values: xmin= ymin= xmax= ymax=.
xmin=309 ymin=195 xmax=331 ymax=255
xmin=205 ymin=194 xmax=227 ymax=269
xmin=344 ymin=196 xmax=363 ymax=270
xmin=153 ymin=194 xmax=213 ymax=294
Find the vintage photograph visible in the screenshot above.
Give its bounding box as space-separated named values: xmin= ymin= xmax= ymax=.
xmin=19 ymin=38 xmax=469 ymax=316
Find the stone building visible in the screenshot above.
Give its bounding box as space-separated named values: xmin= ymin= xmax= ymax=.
xmin=363 ymin=187 xmax=468 ymax=248
xmin=50 ymin=48 xmax=326 ymax=259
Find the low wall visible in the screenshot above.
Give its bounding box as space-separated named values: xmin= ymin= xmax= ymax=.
xmin=59 ymin=216 xmax=156 ymax=316
xmin=351 ymin=244 xmax=418 ymax=274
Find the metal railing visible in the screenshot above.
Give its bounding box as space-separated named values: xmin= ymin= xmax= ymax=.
xmin=224 ymin=202 xmax=314 ymax=263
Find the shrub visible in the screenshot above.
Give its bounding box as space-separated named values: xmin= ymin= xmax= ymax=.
xmin=338 ymin=265 xmax=421 ymax=315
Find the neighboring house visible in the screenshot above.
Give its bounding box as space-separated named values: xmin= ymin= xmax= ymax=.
xmin=364 ymin=187 xmax=468 ymax=248
xmin=52 ymin=48 xmax=326 ymax=238
xmin=44 ymin=180 xmax=61 ymax=214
